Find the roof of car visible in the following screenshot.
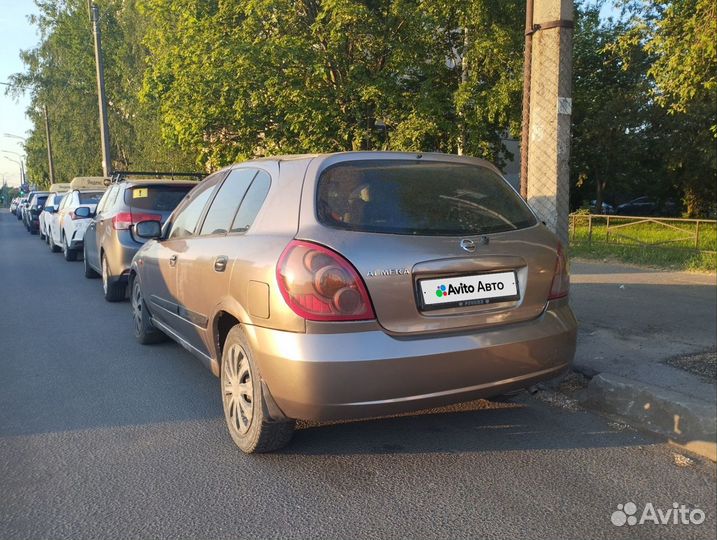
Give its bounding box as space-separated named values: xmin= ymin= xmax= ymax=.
xmin=70 ymin=176 xmax=108 ymax=190
xmin=121 ymin=178 xmax=199 ymax=186
xmin=238 ymin=151 xmax=497 ymax=170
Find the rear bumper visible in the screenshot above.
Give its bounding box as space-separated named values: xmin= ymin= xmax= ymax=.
xmin=104 ymin=231 xmax=142 ymax=280
xmin=249 ymin=301 xmax=577 ymax=421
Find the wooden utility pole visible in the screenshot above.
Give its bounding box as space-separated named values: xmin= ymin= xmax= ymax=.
xmin=89 ymin=2 xmax=112 ymax=177
xmin=43 ymin=104 xmax=56 ymax=184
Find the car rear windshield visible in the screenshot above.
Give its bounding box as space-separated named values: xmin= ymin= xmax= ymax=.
xmin=316 ymin=160 xmax=536 ymax=236
xmin=124 ymin=185 xmax=193 ymax=211
xmin=79 ymin=191 xmax=104 ymax=204
xmin=36 ymin=195 xmax=48 ymax=205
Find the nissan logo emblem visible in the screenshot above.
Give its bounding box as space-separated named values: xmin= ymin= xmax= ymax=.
xmin=460 ymin=239 xmax=476 ymax=252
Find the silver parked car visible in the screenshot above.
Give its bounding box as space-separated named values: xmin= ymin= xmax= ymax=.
xmin=129 ymin=152 xmax=577 ymax=453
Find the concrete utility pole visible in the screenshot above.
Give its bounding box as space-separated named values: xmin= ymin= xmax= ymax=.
xmin=43 ymin=104 xmax=56 ymax=184
xmin=89 ymin=2 xmax=112 ymax=177
xmin=522 ymin=0 xmax=574 ymax=245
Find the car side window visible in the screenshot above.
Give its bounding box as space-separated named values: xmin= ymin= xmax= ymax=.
xmin=105 ymin=186 xmax=121 ymax=211
xmin=96 ymin=186 xmax=114 ymax=214
xmin=199 ymin=168 xmax=257 ymax=236
xmin=168 ymin=181 xmax=219 ymax=240
xmin=230 ymin=171 xmax=271 ymax=233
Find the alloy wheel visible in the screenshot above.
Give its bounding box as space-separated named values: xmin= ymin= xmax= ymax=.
xmin=102 ymin=256 xmax=108 ymax=295
xmin=222 ymin=344 xmax=254 ymax=435
xmin=131 ymin=280 xmax=143 ymax=335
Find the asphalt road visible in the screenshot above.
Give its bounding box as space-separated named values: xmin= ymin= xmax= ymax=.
xmin=1 ymin=209 xmax=715 ymax=540
xmin=570 ymin=260 xmax=717 ymax=400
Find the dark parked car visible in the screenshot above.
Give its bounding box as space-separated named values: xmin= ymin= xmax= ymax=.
xmin=128 ymin=152 xmax=577 ymax=453
xmin=615 ymin=196 xmax=680 ymax=217
xmin=615 ymin=196 xmax=657 ymax=216
xmin=81 ymin=178 xmax=197 ymax=301
xmin=589 ymin=200 xmax=615 ymax=214
xmin=22 ymin=191 xmax=50 ymax=234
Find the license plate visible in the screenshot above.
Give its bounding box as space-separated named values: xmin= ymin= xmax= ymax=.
xmin=418 ymin=271 xmax=519 ymax=310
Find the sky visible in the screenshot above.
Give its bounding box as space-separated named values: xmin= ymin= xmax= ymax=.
xmin=0 ymin=1 xmax=621 ymax=189
xmin=0 ymin=0 xmax=39 ymax=187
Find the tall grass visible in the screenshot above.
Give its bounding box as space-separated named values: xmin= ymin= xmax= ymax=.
xmin=569 ymin=214 xmax=717 ymax=272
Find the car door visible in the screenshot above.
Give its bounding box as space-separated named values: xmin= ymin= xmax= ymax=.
xmin=85 ymin=185 xmax=117 ymax=270
xmin=52 ymin=193 xmax=72 ymax=246
xmin=173 ymin=168 xmax=261 ymax=355
xmin=141 ymin=173 xmax=224 ymax=337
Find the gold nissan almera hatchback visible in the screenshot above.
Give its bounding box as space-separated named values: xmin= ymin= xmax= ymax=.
xmin=129 ymin=152 xmax=577 ymax=453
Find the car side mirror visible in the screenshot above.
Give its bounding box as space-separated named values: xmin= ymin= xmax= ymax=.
xmin=74 ymin=206 xmax=92 ymax=219
xmin=134 ymin=220 xmax=162 ymax=239
xmin=45 ymin=206 xmax=55 ymax=214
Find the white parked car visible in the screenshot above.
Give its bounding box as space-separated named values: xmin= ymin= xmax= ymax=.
xmin=39 ymin=192 xmax=68 ymax=242
xmin=48 ymin=177 xmax=106 ymax=261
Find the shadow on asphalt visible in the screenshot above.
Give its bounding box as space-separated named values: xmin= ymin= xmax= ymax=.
xmin=275 ymin=395 xmax=648 ymax=456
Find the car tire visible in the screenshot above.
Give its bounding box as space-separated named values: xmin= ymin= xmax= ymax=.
xmin=62 ymin=236 xmax=78 ymax=261
xmin=130 ymin=276 xmax=167 ymax=345
xmin=221 ymin=325 xmax=295 ymax=453
xmin=102 ymin=254 xmax=126 ymax=302
xmin=49 ymin=231 xmax=61 ymax=253
xmin=83 ymin=245 xmax=100 ymax=278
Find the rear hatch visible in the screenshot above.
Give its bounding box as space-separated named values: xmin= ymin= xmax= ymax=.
xmin=124 ymin=183 xmax=195 ymax=240
xmin=298 ymin=156 xmax=562 ymax=335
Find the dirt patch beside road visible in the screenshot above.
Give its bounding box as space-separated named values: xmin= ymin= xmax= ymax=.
xmin=665 ymin=350 xmax=717 ymax=381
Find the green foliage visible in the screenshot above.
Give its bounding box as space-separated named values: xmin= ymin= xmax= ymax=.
xmin=571 ymin=4 xmax=656 ymax=213
xmin=139 ymin=0 xmax=524 ymax=167
xmin=610 ymin=0 xmax=717 ymax=216
xmin=7 ymin=0 xmax=715 ymax=217
xmin=633 ymin=0 xmax=716 ymax=122
xmin=8 ymin=0 xmax=195 ymax=184
xmin=572 ymin=1 xmax=716 ymax=217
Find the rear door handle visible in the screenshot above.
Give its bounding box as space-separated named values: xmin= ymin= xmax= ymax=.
xmin=169 ymin=254 xmax=178 ymax=267
xmin=214 ymin=256 xmax=228 ymax=272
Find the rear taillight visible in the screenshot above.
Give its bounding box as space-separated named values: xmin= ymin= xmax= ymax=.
xmin=547 ymin=242 xmax=570 ymax=300
xmin=276 ymin=240 xmax=375 ymax=321
xmin=69 ymin=211 xmax=80 ymax=220
xmin=113 ymin=211 xmax=161 ymax=230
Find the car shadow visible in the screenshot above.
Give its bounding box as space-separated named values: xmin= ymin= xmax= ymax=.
xmin=272 ymin=394 xmax=649 ymax=456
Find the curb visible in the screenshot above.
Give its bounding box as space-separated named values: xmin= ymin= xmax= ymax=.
xmin=580 ymin=373 xmax=717 ymax=462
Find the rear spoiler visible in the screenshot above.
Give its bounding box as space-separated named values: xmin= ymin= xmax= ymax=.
xmin=107 ymin=171 xmax=205 ymax=186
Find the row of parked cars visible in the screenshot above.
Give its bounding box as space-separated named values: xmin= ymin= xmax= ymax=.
xmin=10 ymin=152 xmax=577 ymax=453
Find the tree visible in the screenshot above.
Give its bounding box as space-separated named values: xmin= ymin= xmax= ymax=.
xmin=140 ymin=0 xmax=525 ymax=168
xmin=571 ymin=3 xmax=658 ymax=213
xmin=616 ymin=0 xmax=716 ymax=216
xmin=8 ymin=0 xmax=195 ymax=185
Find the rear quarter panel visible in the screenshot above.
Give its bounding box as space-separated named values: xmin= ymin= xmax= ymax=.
xmin=210 ymin=158 xmax=312 ymax=354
